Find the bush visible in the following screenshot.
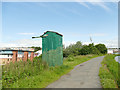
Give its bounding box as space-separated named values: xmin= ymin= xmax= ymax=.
xmin=88 ymin=43 xmax=100 ymax=55
xmin=67 ymin=55 xmax=74 ymax=61
xmin=90 ymin=46 xmax=100 ymax=55
xmin=99 ymin=54 xmax=119 ymax=88
xmin=95 ymin=44 xmax=107 ymax=54
xmin=101 ymin=79 xmax=117 ymax=88
xmin=63 ymin=41 xmax=82 ymax=57
xmin=63 ymin=41 xmax=106 ymax=57
xmin=79 ymin=45 xmax=90 ymax=55
xmin=63 ymin=49 xmax=70 ymax=57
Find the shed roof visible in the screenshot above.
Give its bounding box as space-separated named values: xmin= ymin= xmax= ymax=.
xmin=40 ymin=31 xmax=63 ymax=37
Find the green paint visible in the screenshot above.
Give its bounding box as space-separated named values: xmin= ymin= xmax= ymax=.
xmin=41 ymin=31 xmax=63 ymax=66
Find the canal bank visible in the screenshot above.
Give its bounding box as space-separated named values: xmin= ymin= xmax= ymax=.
xmin=99 ymin=54 xmax=119 ymax=88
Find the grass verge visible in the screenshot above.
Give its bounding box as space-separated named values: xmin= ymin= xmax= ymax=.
xmin=3 ymin=54 xmax=100 ymax=88
xmin=99 ymin=54 xmax=119 ymax=88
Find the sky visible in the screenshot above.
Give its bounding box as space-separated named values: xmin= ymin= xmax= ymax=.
xmin=0 ymin=1 xmax=118 ymax=48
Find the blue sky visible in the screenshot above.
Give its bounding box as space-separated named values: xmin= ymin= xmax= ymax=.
xmin=1 ymin=2 xmax=118 ymax=47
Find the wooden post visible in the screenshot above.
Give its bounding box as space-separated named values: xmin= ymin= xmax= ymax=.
xmin=23 ymin=51 xmax=28 ymax=61
xmin=30 ymin=52 xmax=34 ymax=61
xmin=12 ymin=51 xmax=18 ymax=63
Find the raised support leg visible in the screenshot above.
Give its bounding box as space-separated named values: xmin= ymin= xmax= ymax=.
xmin=23 ymin=51 xmax=28 ymax=61
xmin=12 ymin=51 xmax=18 ymax=63
xmin=30 ymin=52 xmax=34 ymax=61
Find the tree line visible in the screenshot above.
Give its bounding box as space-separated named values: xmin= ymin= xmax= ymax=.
xmin=30 ymin=46 xmax=42 ymax=52
xmin=63 ymin=41 xmax=107 ymax=57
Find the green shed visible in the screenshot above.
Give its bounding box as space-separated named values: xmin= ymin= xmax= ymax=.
xmin=40 ymin=31 xmax=63 ymax=66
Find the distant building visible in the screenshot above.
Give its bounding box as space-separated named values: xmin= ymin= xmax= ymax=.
xmin=107 ymin=48 xmax=120 ymax=54
xmin=0 ymin=50 xmax=13 ymax=64
xmin=0 ymin=47 xmax=34 ymax=64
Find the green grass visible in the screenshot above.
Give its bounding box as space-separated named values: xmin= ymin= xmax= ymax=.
xmin=2 ymin=54 xmax=100 ymax=88
xmin=99 ymin=54 xmax=119 ymax=88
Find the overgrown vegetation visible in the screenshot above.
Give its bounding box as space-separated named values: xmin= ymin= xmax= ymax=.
xmin=99 ymin=54 xmax=119 ymax=88
xmin=2 ymin=55 xmax=99 ymax=88
xmin=2 ymin=41 xmax=106 ymax=88
xmin=2 ymin=56 xmax=47 ymax=88
xmin=63 ymin=41 xmax=107 ymax=57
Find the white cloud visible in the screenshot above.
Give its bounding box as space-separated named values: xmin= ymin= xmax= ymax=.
xmin=18 ymin=33 xmax=35 ymax=35
xmin=89 ymin=2 xmax=111 ymax=12
xmin=74 ymin=0 xmax=117 ymax=12
xmin=64 ymin=37 xmax=118 ymax=48
xmin=104 ymin=39 xmax=118 ymax=48
xmin=0 ymin=39 xmax=42 ymax=47
xmin=75 ymin=0 xmax=91 ymax=9
xmin=89 ymin=33 xmax=107 ymax=37
xmin=0 ymin=38 xmax=118 ymax=49
xmin=0 ymin=39 xmax=75 ymax=48
xmin=64 ymin=32 xmax=107 ymax=37
xmin=83 ymin=37 xmax=118 ymax=48
xmin=79 ymin=2 xmax=110 ymax=12
xmin=0 ymin=43 xmax=18 ymax=47
xmin=63 ymin=41 xmax=76 ymax=47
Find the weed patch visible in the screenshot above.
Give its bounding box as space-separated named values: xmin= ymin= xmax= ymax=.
xmin=2 ymin=55 xmax=100 ymax=88
xmin=99 ymin=54 xmax=119 ymax=88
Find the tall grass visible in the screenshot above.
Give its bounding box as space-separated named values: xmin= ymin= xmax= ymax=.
xmin=2 ymin=56 xmax=48 ymax=88
xmin=99 ymin=54 xmax=119 ymax=88
xmin=2 ymin=54 xmax=99 ymax=88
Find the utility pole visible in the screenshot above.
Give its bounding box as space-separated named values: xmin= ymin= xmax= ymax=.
xmin=90 ymin=36 xmax=92 ymax=43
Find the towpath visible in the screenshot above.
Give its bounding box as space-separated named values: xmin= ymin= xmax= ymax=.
xmin=46 ymin=56 xmax=104 ymax=88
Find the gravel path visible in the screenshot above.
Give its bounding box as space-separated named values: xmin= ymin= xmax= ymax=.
xmin=46 ymin=56 xmax=104 ymax=88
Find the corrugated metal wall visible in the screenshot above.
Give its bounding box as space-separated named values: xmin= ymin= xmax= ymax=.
xmin=42 ymin=31 xmax=63 ymax=66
